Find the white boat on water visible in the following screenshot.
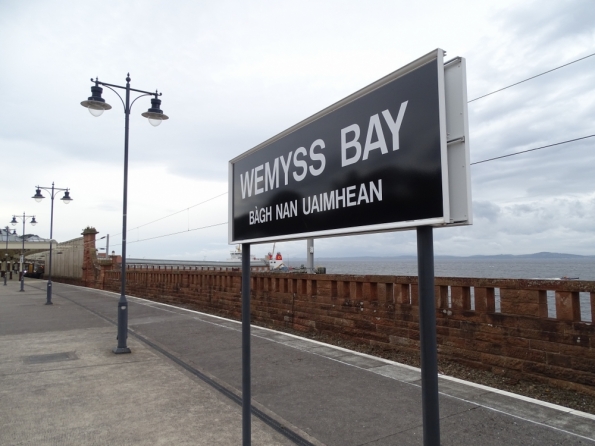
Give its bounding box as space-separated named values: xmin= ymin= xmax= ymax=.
xmin=230 ymin=245 xmax=288 ymax=271
xmin=233 ymin=244 xmax=324 ymax=273
xmin=228 ymin=245 xmax=262 ymax=262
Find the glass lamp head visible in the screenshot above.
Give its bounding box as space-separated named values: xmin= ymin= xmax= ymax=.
xmin=32 ymin=188 xmax=45 ymax=202
xmin=61 ymin=190 xmax=73 ymax=204
xmin=141 ymin=95 xmax=169 ymax=126
xmin=81 ymin=82 xmax=112 ymax=117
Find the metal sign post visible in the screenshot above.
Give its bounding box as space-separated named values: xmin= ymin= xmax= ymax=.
xmin=417 ymin=226 xmax=440 ymax=445
xmin=241 ymin=243 xmax=252 ymax=445
xmin=306 ymin=238 xmax=314 ymax=272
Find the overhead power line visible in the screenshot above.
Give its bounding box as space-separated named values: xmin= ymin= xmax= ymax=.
xmin=470 ymin=134 xmax=595 ymax=165
xmin=468 ymin=52 xmax=595 ymax=103
xmin=111 ymin=191 xmax=228 ymax=237
xmin=111 ymin=222 xmax=228 ymax=247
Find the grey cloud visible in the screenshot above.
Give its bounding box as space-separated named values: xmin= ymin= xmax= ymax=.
xmin=495 ymin=0 xmax=595 ymax=45
xmin=473 ymin=201 xmax=501 ymax=221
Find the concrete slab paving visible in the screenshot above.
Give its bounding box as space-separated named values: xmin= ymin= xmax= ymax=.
xmin=464 ymin=388 xmax=573 ymax=423
xmin=0 ymin=281 xmax=293 ymax=446
xmin=370 ymin=363 xmax=424 ymax=383
xmin=329 ymin=353 xmax=387 ymax=369
xmin=377 ymin=406 xmax=590 ymax=446
xmin=436 ymin=376 xmax=495 ymax=400
xmin=129 ymin=313 xmax=191 ymax=326
xmin=275 ymin=338 xmax=318 ymax=350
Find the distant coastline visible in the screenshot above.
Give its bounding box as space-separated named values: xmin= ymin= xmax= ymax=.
xmin=295 ymin=253 xmax=595 ymax=281
xmin=315 ymin=252 xmax=595 ymax=260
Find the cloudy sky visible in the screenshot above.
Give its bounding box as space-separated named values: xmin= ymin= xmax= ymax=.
xmin=1 ymin=0 xmax=594 ymax=261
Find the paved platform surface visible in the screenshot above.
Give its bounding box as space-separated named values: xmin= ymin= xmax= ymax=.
xmin=1 ymin=280 xmax=594 ymax=445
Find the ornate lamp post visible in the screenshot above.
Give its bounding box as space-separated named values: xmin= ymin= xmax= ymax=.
xmin=32 ymin=183 xmax=72 ymax=304
xmin=10 ymin=213 xmax=37 ymax=292
xmin=80 ymin=74 xmax=169 ymax=354
xmin=3 ymin=226 xmax=16 ymax=286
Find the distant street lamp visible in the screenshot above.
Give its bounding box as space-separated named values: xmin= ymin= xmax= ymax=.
xmin=97 ymin=235 xmax=110 ymax=260
xmin=32 ymin=183 xmax=73 ymax=305
xmin=3 ymin=226 xmax=16 ymax=286
xmin=10 ymin=213 xmax=37 ymax=292
xmin=80 ymin=74 xmax=169 ymax=354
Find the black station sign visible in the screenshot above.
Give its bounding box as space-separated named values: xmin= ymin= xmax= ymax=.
xmin=229 ymin=50 xmax=465 ymax=244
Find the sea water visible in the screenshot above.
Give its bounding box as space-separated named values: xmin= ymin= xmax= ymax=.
xmin=286 ymin=257 xmax=595 ymax=322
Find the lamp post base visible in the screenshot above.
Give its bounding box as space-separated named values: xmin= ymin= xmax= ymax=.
xmin=114 ymin=302 xmax=130 ymax=354
xmin=112 ymin=347 xmax=131 ymax=354
xmin=45 ymin=281 xmax=53 ymax=305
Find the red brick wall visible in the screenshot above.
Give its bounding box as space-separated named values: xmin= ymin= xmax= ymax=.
xmin=89 ymin=267 xmax=595 ymax=395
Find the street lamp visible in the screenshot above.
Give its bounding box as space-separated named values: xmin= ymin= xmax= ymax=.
xmin=10 ymin=213 xmax=37 ymax=292
xmin=96 ymin=235 xmax=110 ymax=260
xmin=3 ymin=226 xmax=16 ymax=286
xmin=32 ymin=183 xmax=72 ymax=305
xmin=80 ymin=74 xmax=169 ymax=354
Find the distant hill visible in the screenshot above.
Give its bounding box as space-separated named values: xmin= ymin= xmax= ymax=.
xmin=317 ymin=252 xmax=595 ymax=260
xmin=466 ymin=252 xmax=591 ymax=260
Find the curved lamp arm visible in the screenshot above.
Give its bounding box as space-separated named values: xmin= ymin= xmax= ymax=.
xmin=130 ymin=93 xmax=153 ymax=112
xmin=102 ymin=84 xmax=126 ymax=112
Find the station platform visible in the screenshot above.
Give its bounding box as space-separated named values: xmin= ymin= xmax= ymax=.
xmin=1 ymin=280 xmax=593 ymax=445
